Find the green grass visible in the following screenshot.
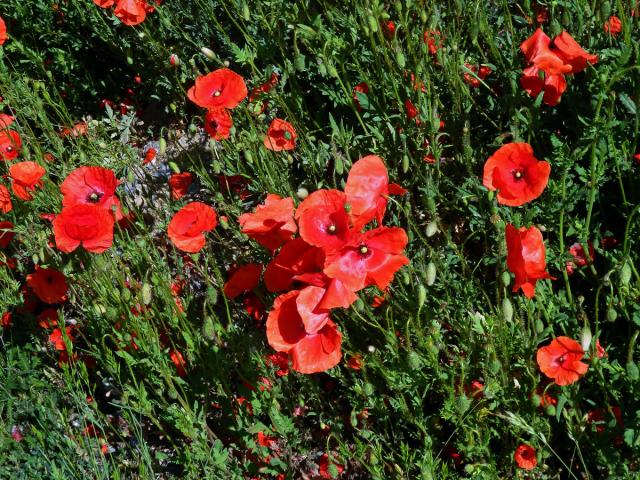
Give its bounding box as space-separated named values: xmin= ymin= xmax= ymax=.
xmin=0 ymin=0 xmax=639 ymax=478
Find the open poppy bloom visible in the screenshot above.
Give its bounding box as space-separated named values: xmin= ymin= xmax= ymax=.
xmin=187 ymin=69 xmax=248 ymax=110
xmin=552 ymin=31 xmax=598 ymax=74
xmin=536 ymin=336 xmax=589 ymax=386
xmin=224 ymin=263 xmax=262 ymax=299
xmin=566 ymin=241 xmax=594 ymax=274
xmin=324 ymin=226 xmax=409 ymax=292
xmin=519 ymin=65 xmax=567 ymax=106
xmin=604 ymin=16 xmax=622 ymax=36
xmin=0 ymin=16 xmax=7 ymax=45
xmin=239 ymin=194 xmax=297 ymax=251
xmin=49 ymin=327 xmax=75 ymax=351
xmin=168 ymin=172 xmax=194 ymax=200
xmin=0 ymin=130 xmax=22 ymax=160
xmin=0 ymin=221 xmax=14 ymax=249
xmin=60 ymin=166 xmax=122 ymax=220
xmin=296 ymin=190 xmax=353 ymax=252
xmin=26 ymin=266 xmax=68 ymax=304
xmin=167 ymin=202 xmax=218 ymax=253
xmin=266 ymin=287 xmax=342 ymax=374
xmin=53 ymin=204 xmax=115 ymax=254
xmin=9 ymin=161 xmax=45 ymax=201
xmin=520 ymin=29 xmax=572 ymax=76
xmin=204 ymin=108 xmax=233 ymax=140
xmin=505 ymin=224 xmax=553 ymax=298
xmin=263 ymin=118 xmax=297 ymax=151
xmin=344 ymin=155 xmax=407 ymax=227
xmin=113 ymin=0 xmax=147 ymax=26
xmin=483 ymin=143 xmax=550 ymax=206
xmin=0 ymin=186 xmax=11 ymax=213
xmin=514 ymin=444 xmax=537 ymax=470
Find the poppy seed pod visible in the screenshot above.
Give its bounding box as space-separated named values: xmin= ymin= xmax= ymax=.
xmin=426 ymin=262 xmax=436 ymax=286
xmin=501 ymin=297 xmax=513 ymax=322
xmin=200 ymin=47 xmax=215 ymax=60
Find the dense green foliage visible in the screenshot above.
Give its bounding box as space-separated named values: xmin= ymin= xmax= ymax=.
xmin=1 ymin=0 xmax=640 ymax=478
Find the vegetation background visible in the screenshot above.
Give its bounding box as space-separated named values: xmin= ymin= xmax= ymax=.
xmin=1 ymin=0 xmax=639 ymax=478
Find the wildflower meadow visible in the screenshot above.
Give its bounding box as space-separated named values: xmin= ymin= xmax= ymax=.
xmin=1 ymin=1 xmax=640 ymax=478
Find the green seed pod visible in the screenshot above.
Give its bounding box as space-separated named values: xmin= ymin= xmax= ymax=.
xmin=168 ymin=161 xmax=180 ymax=174
xmin=202 ymin=316 xmax=216 ymax=340
xmin=561 ymin=10 xmax=570 ymax=27
xmin=206 ymin=287 xmax=218 ymax=305
xmin=212 ymin=160 xmax=222 ymax=174
xmin=326 ymin=63 xmax=338 ymax=78
xmin=93 ymin=304 xmax=106 ymax=315
xmin=535 ymin=319 xmax=544 ymax=334
xmin=159 ymin=137 xmax=167 ymax=155
xmin=620 ymin=262 xmax=632 ymax=286
xmin=627 ymin=361 xmax=640 ymax=380
xmin=489 ymin=358 xmax=502 ymax=374
xmin=367 ymin=14 xmax=378 ymax=33
xmin=394 ymin=1 xmax=402 ymax=13
xmin=425 ymin=196 xmax=436 ymax=213
xmin=402 ymin=271 xmax=411 ymax=285
xmin=545 ymin=404 xmax=556 ymax=416
xmin=420 ymin=10 xmax=427 ymax=23
xmin=426 ymin=262 xmax=436 ymax=286
xmin=242 ymin=2 xmax=250 ymax=21
xmin=141 ymin=283 xmax=152 ymax=305
xmin=501 ymin=271 xmax=511 ymax=287
xmin=417 ymin=284 xmax=427 ymax=309
xmin=425 ymin=220 xmax=438 ymax=237
xmin=470 ymin=19 xmax=479 ymax=42
xmin=607 ymin=307 xmax=618 ymax=322
xmin=363 ymin=382 xmax=374 ymax=396
xmin=531 ymin=393 xmax=542 ymax=408
xmin=402 ymin=154 xmax=409 ymax=173
xmin=294 ymin=54 xmax=305 ymax=72
xmin=334 ymin=156 xmax=344 ymax=175
xmin=396 ymin=50 xmax=406 ymax=68
xmin=407 ymin=350 xmax=422 ymax=369
xmin=600 ymin=1 xmax=611 ymax=18
xmin=501 ymin=297 xmax=513 ymax=322
xmin=550 ymin=19 xmax=562 ymax=37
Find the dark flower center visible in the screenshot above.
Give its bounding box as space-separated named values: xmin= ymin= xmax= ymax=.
xmin=6 ymin=146 xmax=13 ymax=152
xmin=557 ymin=354 xmax=567 ymax=365
xmin=327 ymin=224 xmax=337 ymax=234
xmin=283 ymin=131 xmax=292 ymax=140
xmin=213 ymin=89 xmax=222 ymax=97
xmin=88 ymin=192 xmax=103 ymax=203
xmin=513 ymin=170 xmax=524 ymax=180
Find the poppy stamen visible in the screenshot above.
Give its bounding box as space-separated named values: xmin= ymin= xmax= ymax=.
xmin=327 ymin=224 xmax=337 ymax=234
xmin=88 ymin=192 xmax=102 ymax=203
xmin=359 ymin=245 xmax=368 ymax=254
xmin=213 ymin=90 xmax=222 ymax=97
xmin=514 ymin=170 xmax=523 ymax=179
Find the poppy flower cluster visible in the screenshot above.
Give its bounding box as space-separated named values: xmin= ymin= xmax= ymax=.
xmin=52 ymin=166 xmax=122 ymax=254
xmin=93 ymin=0 xmax=160 ymax=26
xmin=520 ymin=29 xmax=598 ymax=106
xmin=188 ymin=68 xmax=248 ymax=141
xmin=237 ymin=155 xmax=408 ymax=374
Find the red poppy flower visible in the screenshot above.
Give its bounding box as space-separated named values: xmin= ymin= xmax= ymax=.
xmin=244 ymin=293 xmax=266 ymax=322
xmin=297 ymin=189 xmax=352 ymax=252
xmin=168 ymin=172 xmax=193 ymax=200
xmin=0 ymin=130 xmax=22 ymax=160
xmin=520 ymin=29 xmax=572 ymax=76
xmin=37 ymin=308 xmax=59 ymax=329
xmin=53 ymin=204 xmax=115 ymax=254
xmin=239 ymin=194 xmax=297 ymax=251
xmin=352 ymin=82 xmax=369 ymax=111
xmin=169 ymin=349 xmax=187 ymax=377
xmin=26 ymin=266 xmax=68 ymax=304
xmin=263 ymin=118 xmax=296 ymax=151
xmin=49 ymin=327 xmax=74 ymax=351
xmin=0 ymin=221 xmax=14 ymax=249
xmin=266 ymin=287 xmax=342 ymax=374
xmin=423 ymin=30 xmax=443 ymax=55
xmin=264 ymin=237 xmax=324 ymax=292
xmin=536 ymin=336 xmax=589 ymax=386
xmin=344 ymin=155 xmax=407 ymax=227
xmin=142 ymin=147 xmax=156 ymax=164
xmin=1 ymin=311 xmax=11 ymax=329
xmin=9 ymin=161 xmax=45 ymax=201
xmin=463 ymin=64 xmax=492 ymax=87
xmin=505 ymin=224 xmax=552 ymax=298
xmin=347 ymin=354 xmax=363 ymax=370
xmin=520 ymin=65 xmax=567 ymax=106
xmin=224 ymin=263 xmax=262 ymax=299
xmin=588 ymin=406 xmax=623 ymax=433
xmin=94 ymin=0 xmax=115 ymax=7
xmin=604 ymin=16 xmax=622 ymax=36
xmin=60 ymin=122 xmax=88 ymax=138
xmin=324 ymin=226 xmax=409 ymax=292
xmin=404 ymin=99 xmax=419 ymax=123
xmin=204 ymin=108 xmax=233 ymax=140
xmin=552 ymin=31 xmax=598 ymax=74
xmin=318 ymin=454 xmax=345 ymax=479
xmin=566 ymin=241 xmax=594 ymax=274
xmin=187 ymin=69 xmax=248 ymax=110
xmin=0 ymin=114 xmax=13 ymax=128
xmin=167 ymin=202 xmax=217 ymax=253
xmin=596 ymin=339 xmax=607 ymax=358
xmin=382 ymin=20 xmax=396 ymax=38
xmin=60 ymin=166 xmax=122 ymax=219
xmin=114 ymin=0 xmax=147 ymax=26
xmin=483 ymin=143 xmax=550 ymax=207
xmin=514 ymin=444 xmax=537 ymax=470
xmin=0 ymin=16 xmax=8 ymax=45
